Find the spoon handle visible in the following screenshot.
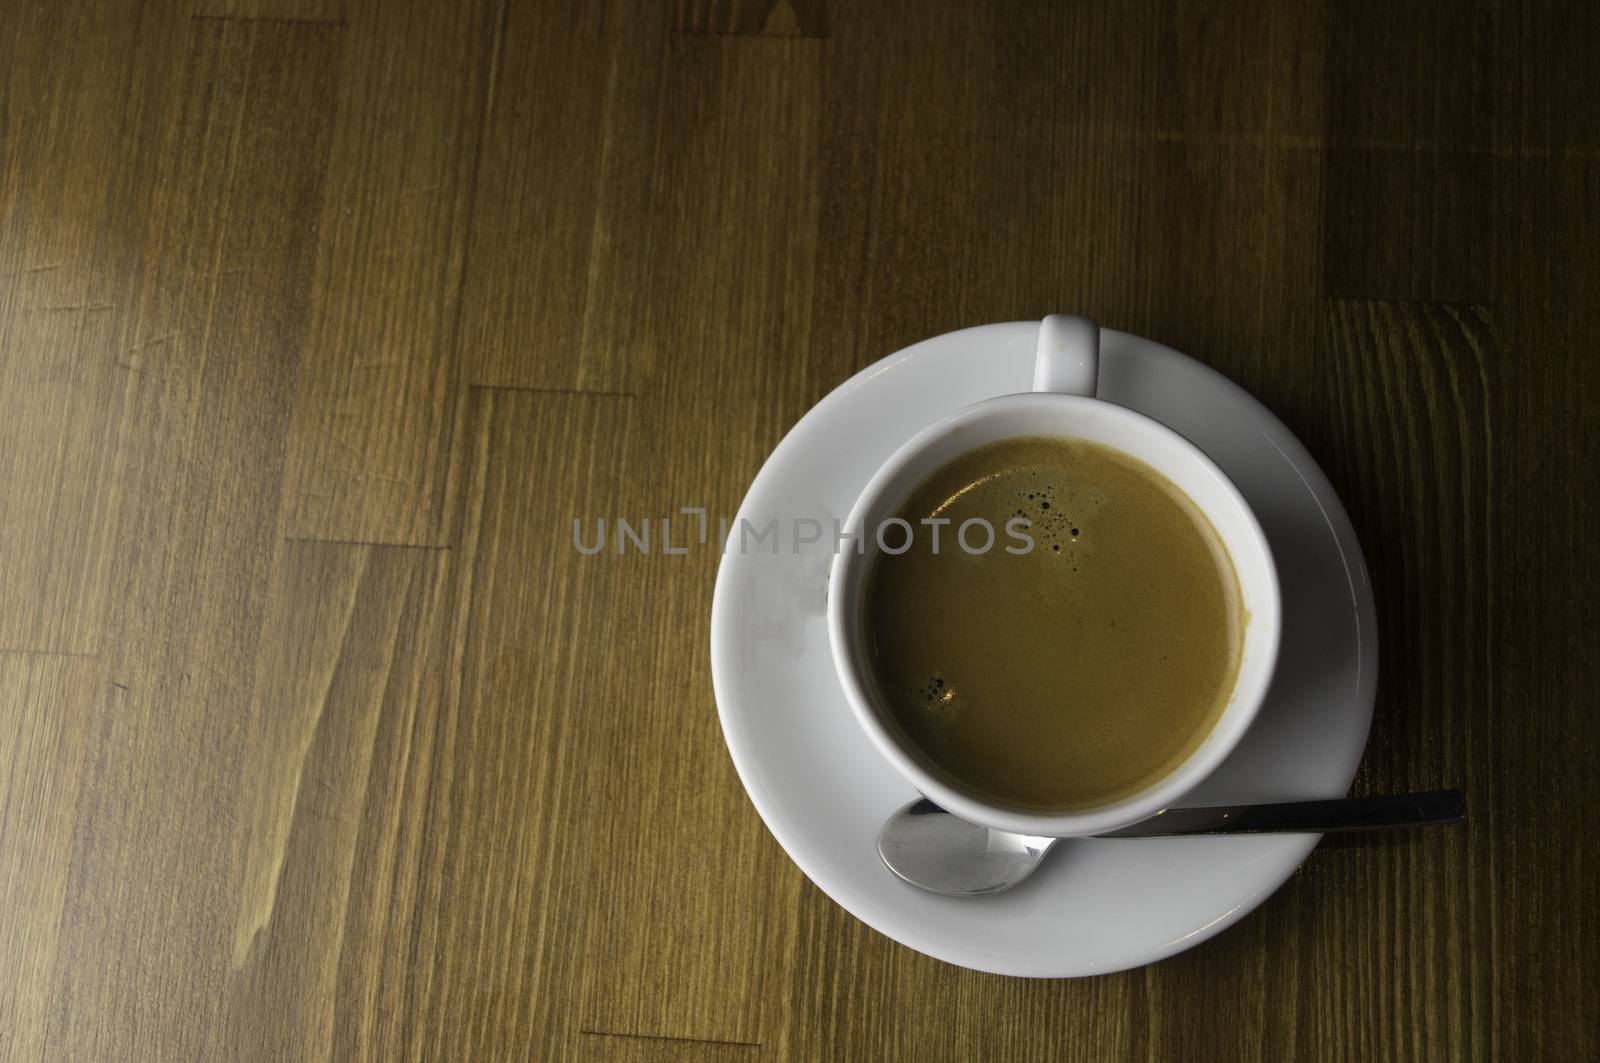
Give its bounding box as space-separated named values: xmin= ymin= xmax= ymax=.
xmin=1097 ymin=789 xmax=1465 ymax=838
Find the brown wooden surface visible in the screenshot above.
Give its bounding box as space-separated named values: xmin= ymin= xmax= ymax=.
xmin=1 ymin=1 xmax=1596 ymax=1060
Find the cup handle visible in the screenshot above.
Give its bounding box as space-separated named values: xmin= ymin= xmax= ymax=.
xmin=1032 ymin=314 xmax=1100 ymax=396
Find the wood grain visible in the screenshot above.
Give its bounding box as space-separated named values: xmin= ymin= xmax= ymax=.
xmin=0 ymin=655 xmax=98 ymax=1063
xmin=33 ymin=14 xmax=344 ymax=1060
xmin=413 ymin=386 xmax=638 ymax=1056
xmin=223 ymin=540 xmax=449 ymax=1059
xmin=0 ymin=0 xmax=148 ymax=655
xmin=672 ymin=0 xmax=829 ymax=38
xmin=1495 ymin=148 xmax=1600 ymax=1059
xmin=576 ymin=35 xmax=821 ymax=1047
xmin=1 ymin=0 xmax=1596 ymax=1060
xmin=456 ymin=0 xmax=667 ymax=393
xmin=193 ymin=0 xmax=347 ymax=25
xmin=279 ymin=0 xmax=497 ymax=545
xmin=1323 ymin=1 xmax=1501 ymax=302
xmin=1314 ymin=300 xmax=1497 ymax=1061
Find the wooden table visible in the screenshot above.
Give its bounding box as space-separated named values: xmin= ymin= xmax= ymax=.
xmin=2 ymin=1 xmax=1596 ymax=1059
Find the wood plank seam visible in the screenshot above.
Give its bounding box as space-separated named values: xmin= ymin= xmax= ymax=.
xmin=467 ymin=383 xmax=637 ymax=400
xmin=1323 ymin=297 xmax=1500 ymax=309
xmin=662 ymin=30 xmax=825 ymax=41
xmin=192 ymin=15 xmax=348 ymax=28
xmin=579 ymin=1028 xmax=761 ymax=1049
xmin=0 ymin=649 xmax=99 ymax=659
xmin=282 ymin=538 xmax=453 ymax=551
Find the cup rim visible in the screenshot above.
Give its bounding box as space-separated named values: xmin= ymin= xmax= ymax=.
xmin=826 ymin=391 xmax=1282 ymax=838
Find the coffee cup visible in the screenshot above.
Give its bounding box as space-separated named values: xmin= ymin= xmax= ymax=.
xmin=827 ymin=315 xmax=1281 ymax=838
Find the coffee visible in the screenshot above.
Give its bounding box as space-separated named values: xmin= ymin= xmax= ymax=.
xmin=863 ymin=436 xmax=1243 ymax=812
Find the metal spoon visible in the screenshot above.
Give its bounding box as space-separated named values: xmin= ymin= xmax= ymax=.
xmin=878 ymin=790 xmax=1466 ymax=896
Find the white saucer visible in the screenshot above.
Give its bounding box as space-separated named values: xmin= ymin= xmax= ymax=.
xmin=710 ymin=323 xmax=1377 ymax=977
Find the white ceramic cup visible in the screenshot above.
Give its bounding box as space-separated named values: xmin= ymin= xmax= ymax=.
xmin=827 ymin=315 xmax=1282 ymax=838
